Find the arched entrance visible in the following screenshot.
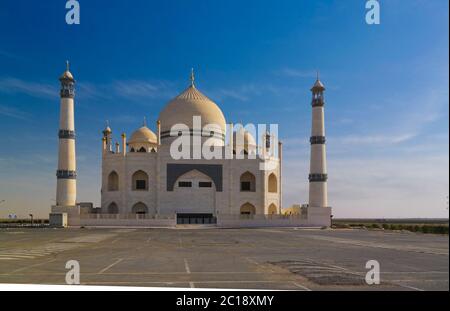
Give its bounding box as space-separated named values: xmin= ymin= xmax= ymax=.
xmin=173 ymin=169 xmax=217 ymax=224
xmin=268 ymin=203 xmax=278 ymax=215
xmin=240 ymin=202 xmax=256 ymax=215
xmin=107 ymin=202 xmax=119 ymax=214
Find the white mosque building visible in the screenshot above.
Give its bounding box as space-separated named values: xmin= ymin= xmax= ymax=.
xmin=50 ymin=64 xmax=331 ymax=227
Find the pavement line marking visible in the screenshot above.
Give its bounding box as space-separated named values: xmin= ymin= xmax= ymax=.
xmin=98 ymin=258 xmax=124 ymax=274
xmin=184 ymin=259 xmax=191 ymax=274
xmin=292 ymin=282 xmax=312 ymax=291
xmin=9 ymin=258 xmax=57 ymax=274
xmin=189 ymin=282 xmax=195 ymax=288
xmin=395 ymin=283 xmax=424 ymax=291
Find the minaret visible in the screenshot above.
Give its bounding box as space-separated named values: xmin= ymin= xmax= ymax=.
xmin=102 ymin=121 xmax=112 ymax=152
xmin=308 ymin=74 xmax=328 ymax=209
xmin=56 ymin=61 xmax=77 ymax=207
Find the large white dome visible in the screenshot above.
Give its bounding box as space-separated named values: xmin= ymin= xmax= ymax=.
xmin=158 ymin=83 xmax=226 ymax=138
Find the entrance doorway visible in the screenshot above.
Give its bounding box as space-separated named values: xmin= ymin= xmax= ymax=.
xmin=177 ymin=213 xmax=217 ymax=225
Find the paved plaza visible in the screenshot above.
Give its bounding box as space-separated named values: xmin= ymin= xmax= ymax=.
xmin=0 ymin=227 xmax=448 ymax=290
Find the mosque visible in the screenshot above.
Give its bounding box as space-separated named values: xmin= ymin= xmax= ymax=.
xmin=50 ymin=63 xmax=331 ymax=227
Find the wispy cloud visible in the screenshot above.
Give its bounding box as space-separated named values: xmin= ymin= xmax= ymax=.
xmin=113 ymin=80 xmax=174 ymax=99
xmin=277 ymin=68 xmax=317 ymax=78
xmin=0 ymin=77 xmax=56 ymax=98
xmin=336 ymin=133 xmax=418 ymax=145
xmin=0 ymin=104 xmax=29 ymax=120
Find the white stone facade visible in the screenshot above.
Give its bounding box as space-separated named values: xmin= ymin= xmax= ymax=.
xmin=101 ymin=143 xmax=281 ymax=217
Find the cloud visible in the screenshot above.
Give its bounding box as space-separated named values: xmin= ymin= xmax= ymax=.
xmin=336 ymin=133 xmax=417 ymax=145
xmin=282 ymin=152 xmax=449 ymax=218
xmin=0 ymin=104 xmax=29 ymax=120
xmin=0 ymin=77 xmax=56 ymax=98
xmin=277 ymin=68 xmax=317 ymax=78
xmin=113 ymin=80 xmax=174 ymax=99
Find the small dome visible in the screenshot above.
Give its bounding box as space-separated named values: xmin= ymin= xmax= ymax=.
xmin=158 ymin=84 xmax=226 ymax=136
xmin=129 ymin=126 xmax=157 ymax=144
xmin=233 ymin=127 xmax=257 ymax=153
xmin=60 ymin=70 xmax=74 ymax=81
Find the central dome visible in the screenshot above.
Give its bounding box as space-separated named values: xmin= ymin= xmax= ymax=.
xmin=158 ymin=81 xmax=226 ymax=138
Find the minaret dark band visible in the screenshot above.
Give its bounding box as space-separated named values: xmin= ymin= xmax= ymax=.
xmin=58 ymin=129 xmax=76 ymax=139
xmin=312 ymin=98 xmax=325 ymax=107
xmin=310 ymin=136 xmax=326 ymax=144
xmin=56 ymin=169 xmax=77 ymax=179
xmin=309 ymin=173 xmax=328 ymax=182
xmin=60 ymin=79 xmax=75 ymax=98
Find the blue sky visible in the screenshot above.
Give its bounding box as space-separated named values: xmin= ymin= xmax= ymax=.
xmin=0 ymin=0 xmax=448 ymax=218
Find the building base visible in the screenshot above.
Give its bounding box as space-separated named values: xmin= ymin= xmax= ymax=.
xmin=307 ymin=206 xmax=332 ymax=227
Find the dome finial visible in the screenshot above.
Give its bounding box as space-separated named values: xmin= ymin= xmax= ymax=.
xmin=316 ymin=70 xmax=320 ymax=81
xmin=66 ymin=60 xmax=70 ymax=72
xmin=190 ymin=68 xmax=195 ymax=87
xmin=143 ymin=116 xmax=147 ymax=127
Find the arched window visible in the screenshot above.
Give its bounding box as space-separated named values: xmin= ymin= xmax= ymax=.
xmin=132 ymin=202 xmax=148 ymax=214
xmin=268 ymin=203 xmax=277 ymax=215
xmin=240 ymin=202 xmax=256 ymax=215
xmin=138 ymin=147 xmax=146 ymax=152
xmin=107 ymin=202 xmax=119 ymax=214
xmin=240 ymin=171 xmax=256 ymax=192
xmin=130 ymin=147 xmax=135 ymax=152
xmin=268 ymin=173 xmax=277 ymax=193
xmin=132 ymin=170 xmax=149 ymax=191
xmin=107 ymin=171 xmax=119 ymax=191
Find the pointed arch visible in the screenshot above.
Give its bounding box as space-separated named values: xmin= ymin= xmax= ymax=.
xmin=268 ymin=203 xmax=278 ymax=215
xmin=240 ymin=202 xmax=256 ymax=215
xmin=132 ymin=202 xmax=148 ymax=214
xmin=138 ymin=146 xmax=146 ymax=152
xmin=240 ymin=171 xmax=256 ymax=192
xmin=132 ymin=170 xmax=149 ymax=191
xmin=268 ymin=173 xmax=277 ymax=193
xmin=107 ymin=202 xmax=119 ymax=214
xmin=107 ymin=171 xmax=119 ymax=191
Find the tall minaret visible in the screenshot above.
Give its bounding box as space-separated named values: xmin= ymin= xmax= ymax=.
xmin=308 ymin=74 xmax=328 ymax=209
xmin=56 ymin=61 xmax=77 ymax=207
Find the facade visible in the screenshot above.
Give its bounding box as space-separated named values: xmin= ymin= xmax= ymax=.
xmin=51 ymin=64 xmax=331 ymax=227
xmin=100 ymin=73 xmax=281 ymax=223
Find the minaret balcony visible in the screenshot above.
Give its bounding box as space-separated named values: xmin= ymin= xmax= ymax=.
xmin=309 ymin=173 xmax=328 ymax=182
xmin=312 ymin=98 xmax=325 ymax=107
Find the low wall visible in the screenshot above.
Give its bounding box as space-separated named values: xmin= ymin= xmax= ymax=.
xmin=69 ymin=214 xmax=176 ymax=228
xmin=217 ymin=215 xmax=310 ymax=228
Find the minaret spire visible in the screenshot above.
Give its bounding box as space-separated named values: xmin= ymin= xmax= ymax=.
xmin=190 ymin=68 xmax=195 ymax=87
xmin=66 ymin=60 xmax=70 ymax=72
